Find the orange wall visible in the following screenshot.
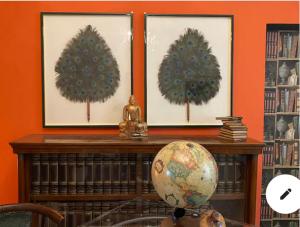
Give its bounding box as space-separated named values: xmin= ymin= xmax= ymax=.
xmin=0 ymin=1 xmax=298 ymax=225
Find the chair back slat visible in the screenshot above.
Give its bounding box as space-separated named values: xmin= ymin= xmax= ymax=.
xmin=0 ymin=203 xmax=64 ymax=226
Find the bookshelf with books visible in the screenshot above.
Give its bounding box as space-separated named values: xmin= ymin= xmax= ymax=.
xmin=262 ymin=24 xmax=300 ymax=227
xmin=10 ymin=134 xmax=263 ymax=226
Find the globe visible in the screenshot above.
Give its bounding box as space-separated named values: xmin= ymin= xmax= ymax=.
xmin=151 ymin=141 xmax=218 ymax=208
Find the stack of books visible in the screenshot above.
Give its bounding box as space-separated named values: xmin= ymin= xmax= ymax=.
xmin=217 ymin=116 xmax=248 ymax=142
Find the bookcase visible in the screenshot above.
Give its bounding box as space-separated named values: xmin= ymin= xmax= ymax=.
xmin=10 ymin=134 xmax=263 ymax=227
xmin=262 ymin=24 xmax=300 ymax=227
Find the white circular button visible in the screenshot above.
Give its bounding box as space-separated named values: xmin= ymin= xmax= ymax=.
xmin=266 ymin=174 xmax=300 ymax=214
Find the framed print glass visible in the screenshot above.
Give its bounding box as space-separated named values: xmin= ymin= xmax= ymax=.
xmin=145 ymin=14 xmax=233 ymax=127
xmin=42 ymin=12 xmax=133 ymax=127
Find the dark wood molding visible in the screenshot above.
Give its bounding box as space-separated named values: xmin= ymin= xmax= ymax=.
xmin=10 ymin=134 xmax=263 ymax=155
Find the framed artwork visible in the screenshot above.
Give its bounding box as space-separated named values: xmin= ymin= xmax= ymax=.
xmin=41 ymin=12 xmax=133 ymax=127
xmin=145 ymin=14 xmax=233 ymax=127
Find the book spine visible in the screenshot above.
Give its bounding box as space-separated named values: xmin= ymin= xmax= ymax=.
xmin=112 ymin=154 xmax=121 ymax=193
xmin=226 ymin=155 xmax=234 ymax=193
xmin=31 ymin=154 xmax=40 ymax=195
xmin=280 ymin=89 xmax=285 ymax=112
xmin=40 ymin=154 xmax=49 ymax=194
xmin=74 ymin=202 xmax=84 ymax=226
xmin=266 ymin=31 xmax=270 ymax=58
xmin=76 ymin=154 xmax=86 ymax=194
xmin=128 ymin=154 xmax=136 ymax=193
xmin=67 ymin=202 xmax=75 ymax=227
xmin=93 ymin=155 xmax=103 ymax=194
xmin=293 ymin=142 xmax=299 ymax=166
xmin=49 ymin=154 xmax=59 ymax=195
xmin=216 ymin=154 xmax=226 ymax=193
xmin=85 ymin=154 xmax=94 ymax=194
xmin=92 ymin=202 xmax=102 ymax=221
xmin=142 ymin=154 xmax=150 ymax=193
xmin=234 ymin=155 xmax=243 ymax=192
xmin=274 ymin=31 xmax=278 ymax=58
xmin=287 ymin=143 xmax=293 ymax=166
xmin=84 ymin=202 xmax=93 ymax=223
xmin=58 ymin=154 xmax=68 ymax=194
xmin=120 ymin=154 xmax=129 ymax=193
xmin=102 ymin=155 xmax=112 ymax=194
xmin=67 ymin=154 xmax=76 ymax=194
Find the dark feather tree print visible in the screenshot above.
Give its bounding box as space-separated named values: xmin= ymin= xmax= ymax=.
xmin=158 ymin=28 xmax=221 ymax=121
xmin=55 ymin=25 xmax=120 ymax=121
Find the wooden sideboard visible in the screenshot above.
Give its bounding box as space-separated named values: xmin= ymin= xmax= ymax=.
xmin=10 ymin=134 xmax=263 ymax=226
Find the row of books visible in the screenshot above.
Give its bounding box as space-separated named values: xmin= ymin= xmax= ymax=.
xmin=275 ymin=222 xmax=299 ymax=227
xmin=262 ymin=170 xmax=273 ymax=194
xmin=218 ymin=116 xmax=248 ymax=142
xmin=279 ymin=32 xmax=299 ymax=58
xmin=262 ymin=168 xmax=299 ymax=193
xmin=274 ymin=211 xmax=300 ymax=219
xmin=214 ymin=154 xmax=244 ymax=193
xmin=267 ymin=31 xmax=299 ymax=58
xmin=277 ymin=88 xmax=299 ymax=113
xmin=41 ymin=200 xmax=173 ymax=227
xmin=263 ymin=144 xmax=274 ymax=166
xmin=31 ymin=154 xmax=137 ymax=195
xmin=261 ymin=197 xmax=272 ymax=220
xmin=275 ymin=169 xmax=299 ymax=178
xmin=266 ymin=31 xmax=279 ymax=59
xmin=142 ymin=154 xmax=156 ymax=193
xmin=264 ymin=90 xmax=276 ymax=113
xmin=31 ymin=153 xmax=246 ymax=195
xmin=274 ymin=142 xmax=299 ymax=166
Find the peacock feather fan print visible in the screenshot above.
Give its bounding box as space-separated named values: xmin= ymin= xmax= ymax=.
xmin=158 ymin=28 xmax=221 ymax=121
xmin=55 ymin=25 xmax=120 ymax=122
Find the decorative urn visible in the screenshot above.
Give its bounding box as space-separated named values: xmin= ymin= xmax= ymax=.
xmin=279 ymin=62 xmax=289 ymax=84
xmin=276 ymin=117 xmax=288 ymax=139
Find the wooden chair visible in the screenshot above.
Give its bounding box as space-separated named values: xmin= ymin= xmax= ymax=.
xmin=0 ymin=203 xmax=64 ymax=227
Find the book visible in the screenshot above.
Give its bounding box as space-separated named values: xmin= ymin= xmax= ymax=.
xmin=67 ymin=154 xmax=76 ymax=194
xmin=226 ymin=155 xmax=234 ymax=193
xmin=293 ymin=142 xmax=299 ymax=166
xmin=234 ymin=155 xmax=243 ymax=192
xmin=112 ymin=154 xmax=121 ymax=193
xmin=216 ymin=154 xmax=226 ymax=193
xmin=31 ymin=154 xmax=40 ymax=195
xmin=76 ymin=154 xmax=85 ymax=194
xmin=58 ymin=154 xmax=68 ymax=194
xmin=85 ymin=154 xmax=93 ymax=194
xmin=102 ymin=155 xmax=112 ymax=194
xmin=142 ymin=154 xmax=150 ymax=193
xmin=128 ymin=154 xmax=136 ymax=193
xmin=120 ymin=154 xmax=129 ymax=193
xmin=40 ymin=154 xmax=49 ymax=194
xmin=93 ymin=155 xmax=103 ymax=193
xmin=49 ymin=154 xmax=59 ymax=194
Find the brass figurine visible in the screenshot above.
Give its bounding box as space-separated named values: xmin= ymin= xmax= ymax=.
xmin=119 ymin=95 xmax=148 ymax=138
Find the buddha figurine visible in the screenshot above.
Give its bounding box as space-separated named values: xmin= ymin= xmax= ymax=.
xmin=119 ymin=95 xmax=148 ymax=138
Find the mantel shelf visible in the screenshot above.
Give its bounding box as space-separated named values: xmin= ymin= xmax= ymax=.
xmin=10 ymin=134 xmax=263 ymax=155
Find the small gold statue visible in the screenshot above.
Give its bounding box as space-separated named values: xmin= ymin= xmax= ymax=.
xmin=119 ymin=95 xmax=148 ymax=138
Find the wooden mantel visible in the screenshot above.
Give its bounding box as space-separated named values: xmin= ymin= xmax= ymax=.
xmin=10 ymin=134 xmax=264 ymax=225
xmin=10 ymin=134 xmax=263 ymax=155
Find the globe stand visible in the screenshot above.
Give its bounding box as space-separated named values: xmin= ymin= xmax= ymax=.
xmin=160 ymin=208 xmax=226 ymax=227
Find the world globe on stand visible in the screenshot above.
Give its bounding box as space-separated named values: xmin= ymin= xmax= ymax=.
xmin=151 ymin=141 xmax=218 ymax=208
